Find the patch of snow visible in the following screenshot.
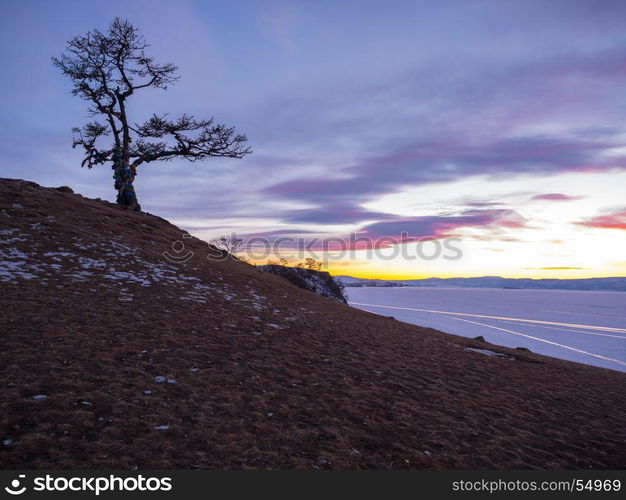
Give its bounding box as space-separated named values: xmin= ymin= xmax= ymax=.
xmin=0 ymin=251 xmax=42 ymax=280
xmin=466 ymin=347 xmax=514 ymax=359
xmin=70 ymin=270 xmax=95 ymax=281
xmin=1 ymin=248 xmax=29 ymax=260
xmin=43 ymin=251 xmax=77 ymax=258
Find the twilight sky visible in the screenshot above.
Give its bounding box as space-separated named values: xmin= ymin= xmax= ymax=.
xmin=1 ymin=0 xmax=626 ymax=278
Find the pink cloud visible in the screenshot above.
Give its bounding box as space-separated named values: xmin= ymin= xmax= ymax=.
xmin=532 ymin=193 xmax=582 ymax=201
xmin=576 ymin=208 xmax=626 ymax=230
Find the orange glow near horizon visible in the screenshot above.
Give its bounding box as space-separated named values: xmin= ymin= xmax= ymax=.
xmin=193 ymin=171 xmax=626 ymax=280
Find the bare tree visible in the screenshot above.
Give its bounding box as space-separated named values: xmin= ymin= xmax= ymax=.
xmin=214 ymin=235 xmax=245 ymax=257
xmin=266 ymin=257 xmax=289 ymax=266
xmin=304 ymin=258 xmax=323 ymax=271
xmin=52 ymin=18 xmax=251 ymax=208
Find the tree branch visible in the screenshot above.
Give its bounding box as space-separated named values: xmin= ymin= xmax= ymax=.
xmin=131 ymin=113 xmax=251 ymax=166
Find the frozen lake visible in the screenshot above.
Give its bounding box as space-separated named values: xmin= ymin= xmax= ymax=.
xmin=348 ymin=286 xmax=626 ymax=372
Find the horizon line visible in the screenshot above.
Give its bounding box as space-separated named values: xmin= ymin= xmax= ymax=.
xmin=331 ymin=274 xmax=626 ymax=281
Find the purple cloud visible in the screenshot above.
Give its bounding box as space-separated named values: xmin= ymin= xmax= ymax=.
xmin=531 ymin=193 xmax=582 ymax=201
xmin=263 ymin=136 xmax=625 ymax=227
xmin=281 ymin=204 xmax=397 ymax=225
xmin=320 ymin=210 xmax=527 ymax=251
xmin=236 ymin=208 xmax=528 ymax=252
xmin=354 ymin=209 xmax=527 ymax=242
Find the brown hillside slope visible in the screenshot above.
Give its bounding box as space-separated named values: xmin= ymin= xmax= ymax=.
xmin=1 ymin=178 xmax=625 ymax=469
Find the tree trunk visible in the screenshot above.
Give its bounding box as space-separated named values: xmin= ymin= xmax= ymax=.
xmin=113 ymin=93 xmax=141 ymax=211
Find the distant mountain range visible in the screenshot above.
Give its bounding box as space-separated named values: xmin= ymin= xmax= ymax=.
xmin=334 ymin=275 xmax=626 ymax=292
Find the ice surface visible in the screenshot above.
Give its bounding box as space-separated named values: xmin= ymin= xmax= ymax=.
xmin=349 ymin=286 xmax=626 ymax=372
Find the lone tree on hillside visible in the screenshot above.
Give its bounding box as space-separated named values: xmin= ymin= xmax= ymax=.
xmin=52 ymin=18 xmax=251 ymax=210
